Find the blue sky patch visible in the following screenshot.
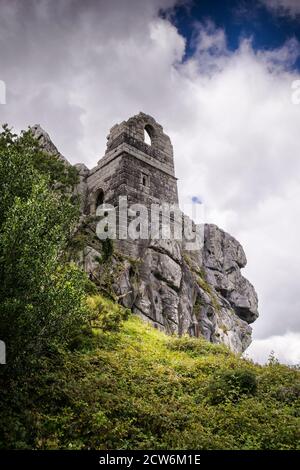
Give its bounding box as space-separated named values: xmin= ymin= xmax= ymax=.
xmin=162 ymin=0 xmax=300 ymax=70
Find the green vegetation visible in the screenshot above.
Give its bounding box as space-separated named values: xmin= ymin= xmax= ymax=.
xmin=1 ymin=314 xmax=299 ymax=450
xmin=207 ymin=368 xmax=258 ymax=404
xmin=0 ymin=125 xmax=299 ymax=450
xmin=86 ymin=294 xmax=130 ymax=332
xmin=101 ymin=238 xmax=114 ymax=261
xmin=0 ymin=125 xmax=90 ymax=378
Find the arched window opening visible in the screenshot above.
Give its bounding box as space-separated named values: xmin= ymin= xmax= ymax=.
xmin=142 ymin=176 xmax=147 ymax=186
xmin=96 ymin=188 xmax=104 ymax=208
xmin=144 ymin=128 xmax=151 ymax=145
xmin=144 ymin=124 xmax=154 ymax=146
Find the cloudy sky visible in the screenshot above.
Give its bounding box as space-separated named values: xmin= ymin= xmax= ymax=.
xmin=0 ymin=0 xmax=299 ymax=364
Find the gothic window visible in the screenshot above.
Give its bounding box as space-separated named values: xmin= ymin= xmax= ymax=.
xmin=144 ymin=124 xmax=154 ymax=146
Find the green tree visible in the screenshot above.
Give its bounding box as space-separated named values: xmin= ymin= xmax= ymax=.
xmin=0 ymin=126 xmax=90 ymax=378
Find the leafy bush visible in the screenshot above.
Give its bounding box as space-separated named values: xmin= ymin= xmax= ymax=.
xmin=167 ymin=335 xmax=230 ymax=356
xmin=0 ymin=127 xmax=92 ymax=378
xmin=86 ymin=295 xmax=130 ymax=331
xmin=276 ymin=384 xmax=300 ymax=404
xmin=208 ymin=369 xmax=258 ymax=404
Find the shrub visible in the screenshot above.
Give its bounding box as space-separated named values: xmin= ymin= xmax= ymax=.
xmin=86 ymin=295 xmax=130 ymax=332
xmin=101 ymin=238 xmax=114 ymax=261
xmin=167 ymin=335 xmax=229 ymax=356
xmin=276 ymin=384 xmax=300 ymax=404
xmin=208 ymin=369 xmax=257 ymax=404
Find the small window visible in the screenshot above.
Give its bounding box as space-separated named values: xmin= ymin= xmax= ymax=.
xmin=141 ymin=173 xmax=149 ymax=187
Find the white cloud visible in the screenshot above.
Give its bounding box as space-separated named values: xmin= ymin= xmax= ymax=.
xmin=170 ymin=25 xmax=300 ymax=344
xmin=0 ymin=1 xmax=299 ymax=361
xmin=246 ymin=332 xmax=300 ymax=365
xmin=262 ymin=0 xmax=300 ymax=17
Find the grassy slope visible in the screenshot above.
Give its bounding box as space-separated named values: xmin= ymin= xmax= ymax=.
xmin=24 ymin=311 xmax=299 ymax=451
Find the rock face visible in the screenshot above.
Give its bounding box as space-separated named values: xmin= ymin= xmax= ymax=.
xmin=112 ymin=228 xmax=256 ymax=354
xmin=203 ymin=224 xmax=258 ymax=325
xmin=76 ymin=224 xmax=258 ymax=353
xmin=30 ymin=124 xmax=69 ymax=164
xmin=31 ymin=113 xmax=259 ymax=354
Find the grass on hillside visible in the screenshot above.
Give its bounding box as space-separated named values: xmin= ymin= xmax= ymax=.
xmin=3 ymin=306 xmax=300 ymax=450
